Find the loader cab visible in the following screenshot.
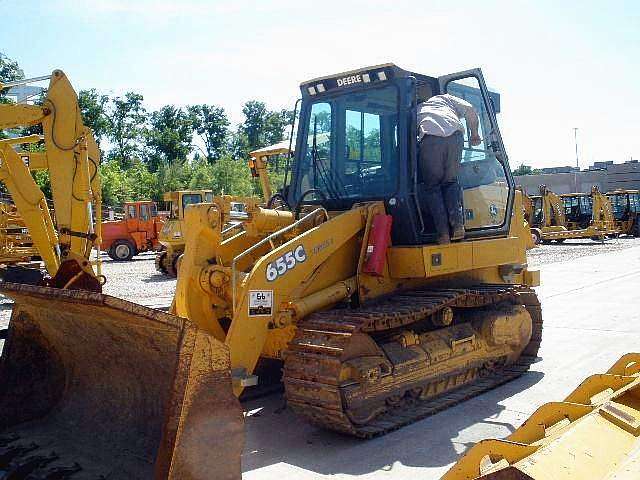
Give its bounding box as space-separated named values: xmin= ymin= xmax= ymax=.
xmin=608 ymin=190 xmax=640 ymax=221
xmin=163 ymin=190 xmax=214 ymax=220
xmin=123 ymin=201 xmax=157 ymax=232
xmin=560 ymin=193 xmax=593 ymax=229
xmin=288 ymin=63 xmax=514 ymax=245
xmin=530 ymin=195 xmax=543 ymax=227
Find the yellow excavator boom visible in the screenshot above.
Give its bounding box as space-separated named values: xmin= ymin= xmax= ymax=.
xmin=0 ymin=70 xmax=102 ymax=288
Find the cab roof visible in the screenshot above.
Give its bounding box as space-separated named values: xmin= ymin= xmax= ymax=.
xmin=299 ymin=63 xmax=437 ymax=97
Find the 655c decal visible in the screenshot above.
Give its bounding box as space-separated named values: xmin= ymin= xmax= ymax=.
xmin=266 ymin=245 xmax=307 ymax=282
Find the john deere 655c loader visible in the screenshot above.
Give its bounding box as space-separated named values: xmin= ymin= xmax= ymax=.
xmin=169 ymin=63 xmax=542 ymax=435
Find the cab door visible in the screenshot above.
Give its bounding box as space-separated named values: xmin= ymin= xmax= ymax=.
xmin=125 ymin=203 xmax=140 ymax=233
xmin=139 ymin=203 xmax=153 ymax=236
xmin=437 ymin=68 xmax=514 ymax=238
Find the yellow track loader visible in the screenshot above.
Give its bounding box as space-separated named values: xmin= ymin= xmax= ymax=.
xmin=529 ymin=184 xmax=618 ymax=244
xmin=167 ymin=64 xmax=542 ymax=436
xmin=0 ymin=72 xmax=242 ymax=479
xmin=442 ymin=352 xmax=640 ymax=479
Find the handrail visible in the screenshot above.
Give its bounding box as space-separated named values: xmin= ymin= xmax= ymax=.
xmin=231 ymin=207 xmax=329 ymax=312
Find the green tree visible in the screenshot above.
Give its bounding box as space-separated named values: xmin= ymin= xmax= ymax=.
xmin=154 ymin=160 xmax=193 ymax=196
xmin=0 ymin=52 xmax=24 ymax=98
xmin=100 ymin=160 xmax=129 ymax=206
xmin=210 ymin=156 xmax=254 ymax=195
xmin=0 ymin=52 xmax=25 ymax=140
xmin=145 ymin=105 xmax=193 ymax=170
xmin=78 ymin=89 xmax=110 ymax=146
xmin=100 ymin=159 xmax=158 ymax=206
xmin=241 ymin=100 xmax=268 ymax=151
xmin=513 ymin=164 xmax=534 ymax=176
xmin=228 ymin=126 xmax=250 ymax=160
xmin=107 ymin=92 xmax=146 ymax=166
xmin=33 ymin=171 xmax=51 ymax=199
xmin=240 ymin=101 xmax=294 ymax=155
xmin=188 ymin=104 xmax=229 ymax=161
xmin=264 ymin=108 xmax=294 ymax=146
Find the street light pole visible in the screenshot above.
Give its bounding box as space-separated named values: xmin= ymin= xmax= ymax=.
xmin=573 ymin=128 xmax=579 ymax=192
xmin=574 ymin=128 xmax=579 ymax=169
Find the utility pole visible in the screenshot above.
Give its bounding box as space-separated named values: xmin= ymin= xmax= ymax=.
xmin=574 ymin=128 xmax=579 ymax=169
xmin=573 ymin=128 xmax=579 ymax=192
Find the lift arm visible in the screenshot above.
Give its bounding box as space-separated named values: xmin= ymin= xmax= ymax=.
xmin=0 ymin=70 xmax=102 ymax=290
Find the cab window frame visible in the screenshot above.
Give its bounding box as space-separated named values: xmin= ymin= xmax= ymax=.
xmin=441 ymin=73 xmax=515 ymax=236
xmin=292 ymin=82 xmax=402 ymax=209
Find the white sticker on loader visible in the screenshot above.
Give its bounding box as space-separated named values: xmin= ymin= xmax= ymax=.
xmin=248 ymin=290 xmax=273 ymax=316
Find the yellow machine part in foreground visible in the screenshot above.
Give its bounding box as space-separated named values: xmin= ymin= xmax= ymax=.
xmin=442 ymin=352 xmax=640 ymax=479
xmin=0 ymin=282 xmax=243 ymax=479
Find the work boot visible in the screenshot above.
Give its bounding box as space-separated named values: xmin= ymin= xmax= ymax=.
xmin=421 ymin=186 xmax=450 ymax=244
xmin=450 ymin=226 xmax=465 ymax=241
xmin=438 ymin=234 xmax=451 ymax=245
xmin=443 ymin=181 xmax=464 ymax=236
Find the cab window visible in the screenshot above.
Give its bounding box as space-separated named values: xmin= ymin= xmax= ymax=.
xmin=127 ymin=205 xmax=137 ymax=218
xmin=205 ymin=192 xmax=213 ymax=202
xmin=150 ymin=203 xmax=158 ymax=217
xmin=182 ymin=194 xmax=203 ymax=212
xmin=140 ymin=204 xmax=150 ymax=221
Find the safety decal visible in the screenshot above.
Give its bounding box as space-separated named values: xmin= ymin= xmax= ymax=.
xmin=248 ymin=290 xmax=273 ymax=316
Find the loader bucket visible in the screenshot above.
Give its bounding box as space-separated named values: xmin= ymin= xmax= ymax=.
xmin=0 ymin=283 xmax=243 ymax=480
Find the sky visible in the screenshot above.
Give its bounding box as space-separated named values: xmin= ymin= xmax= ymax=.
xmin=1 ymin=0 xmax=639 ymax=169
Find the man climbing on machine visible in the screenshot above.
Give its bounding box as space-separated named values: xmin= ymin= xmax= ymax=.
xmin=418 ymin=90 xmax=481 ymax=244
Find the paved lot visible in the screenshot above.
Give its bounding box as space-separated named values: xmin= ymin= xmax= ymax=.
xmin=0 ymin=238 xmax=638 ymax=478
xmin=241 ymin=242 xmax=640 ymax=479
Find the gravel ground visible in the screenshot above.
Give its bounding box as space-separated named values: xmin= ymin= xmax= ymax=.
xmin=527 ymin=235 xmax=640 ymax=267
xmin=2 ymin=237 xmax=640 ymax=319
xmin=0 ymin=251 xmax=174 ymax=329
xmin=100 ymin=251 xmax=176 ymax=308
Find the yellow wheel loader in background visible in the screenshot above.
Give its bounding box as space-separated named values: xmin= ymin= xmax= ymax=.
xmin=155 ymin=189 xmax=213 ymax=277
xmin=0 ymin=72 xmax=242 ymax=479
xmin=443 ymin=352 xmax=640 ymax=479
xmin=529 ymin=184 xmax=618 ymax=244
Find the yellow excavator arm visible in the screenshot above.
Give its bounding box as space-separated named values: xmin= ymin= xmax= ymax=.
xmin=0 ymin=70 xmax=102 ymax=290
xmin=539 ymin=184 xmax=567 ymax=227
